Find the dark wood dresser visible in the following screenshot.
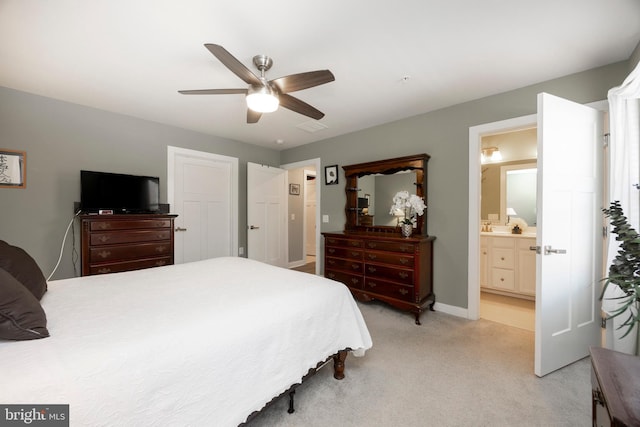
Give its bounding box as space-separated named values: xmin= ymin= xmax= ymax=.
xmin=323 ymin=231 xmax=435 ymax=324
xmin=80 ymin=214 xmax=177 ymax=276
xmin=590 ymin=346 xmax=640 ymax=427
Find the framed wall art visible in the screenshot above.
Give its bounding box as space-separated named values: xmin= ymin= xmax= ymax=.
xmin=289 ymin=183 xmax=300 ymax=195
xmin=325 ymin=165 xmax=338 ymax=185
xmin=0 ymin=149 xmax=26 ymax=189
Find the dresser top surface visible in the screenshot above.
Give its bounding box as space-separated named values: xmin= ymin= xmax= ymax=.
xmin=323 ymin=230 xmax=435 ymax=242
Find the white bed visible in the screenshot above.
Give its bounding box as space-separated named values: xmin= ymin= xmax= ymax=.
xmin=0 ymin=257 xmax=372 ymax=426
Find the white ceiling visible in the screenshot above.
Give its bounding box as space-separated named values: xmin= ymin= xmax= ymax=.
xmin=1 ymin=1 xmax=639 ymax=151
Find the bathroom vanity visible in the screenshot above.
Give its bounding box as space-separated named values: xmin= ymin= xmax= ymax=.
xmin=480 ymin=232 xmax=536 ymax=300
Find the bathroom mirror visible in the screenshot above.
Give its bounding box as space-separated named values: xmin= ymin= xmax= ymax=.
xmin=500 ymin=163 xmax=537 ymax=226
xmin=343 ymin=154 xmax=430 ymax=235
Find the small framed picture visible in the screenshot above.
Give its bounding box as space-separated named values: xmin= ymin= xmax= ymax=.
xmin=325 ymin=165 xmax=339 ymax=185
xmin=0 ymin=149 xmax=26 ymax=189
xmin=289 ymin=183 xmax=300 ymax=195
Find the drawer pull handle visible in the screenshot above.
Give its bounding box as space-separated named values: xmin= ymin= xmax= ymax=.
xmin=400 ymin=245 xmax=412 ymax=252
xmin=399 ymin=272 xmax=409 ymax=279
xmin=327 ymin=273 xmax=335 ymax=279
xmin=155 ymin=260 xmax=167 ymax=266
xmin=399 ymin=258 xmax=409 ymax=265
xmin=368 ymin=254 xmax=377 ymax=260
xmin=368 ymin=282 xmax=377 ymax=288
xmin=96 ymin=223 xmax=110 ymax=230
xmin=97 ymin=268 xmax=111 ymax=274
xmin=501 ymin=257 xmax=505 ymax=261
xmin=155 ymin=222 xmax=166 ymax=227
xmin=328 ymin=259 xmax=335 ymax=265
xmin=157 ymin=234 xmax=166 ymax=239
xmin=398 ymin=288 xmax=409 ymax=295
xmin=350 ymin=241 xmax=359 ymax=247
xmin=368 ymin=267 xmax=377 ymax=273
xmin=351 ymin=264 xmax=359 ymax=270
xmin=368 ymin=243 xmax=377 ymax=248
xmin=328 ymin=248 xmax=336 ymax=254
xmin=351 ymin=278 xmax=360 ymax=284
xmin=351 ymin=251 xmax=359 ymax=257
xmin=500 ymin=277 xmax=505 ymax=282
xmin=99 ymin=235 xmax=110 ymax=243
xmin=97 ymin=250 xmax=111 ymax=259
xmin=155 ymin=246 xmax=166 ymax=253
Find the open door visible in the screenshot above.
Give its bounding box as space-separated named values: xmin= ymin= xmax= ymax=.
xmin=535 ymin=93 xmax=603 ymax=376
xmin=247 ymin=162 xmax=287 ymax=267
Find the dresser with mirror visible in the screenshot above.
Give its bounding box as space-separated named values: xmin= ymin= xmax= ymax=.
xmin=322 ymin=154 xmax=435 ymax=324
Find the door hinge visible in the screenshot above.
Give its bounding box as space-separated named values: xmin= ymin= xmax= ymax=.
xmin=601 ymin=315 xmax=607 ymax=329
xmin=603 ymin=133 xmax=610 ymax=147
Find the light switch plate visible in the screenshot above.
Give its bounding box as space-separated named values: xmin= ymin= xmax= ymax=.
xmin=322 ymin=215 xmax=329 ymax=223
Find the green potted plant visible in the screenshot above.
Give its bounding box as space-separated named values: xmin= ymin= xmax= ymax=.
xmin=601 ymin=201 xmax=640 ymax=351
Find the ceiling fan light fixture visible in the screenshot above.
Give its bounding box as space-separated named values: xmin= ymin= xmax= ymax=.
xmin=246 ymin=84 xmax=279 ymax=113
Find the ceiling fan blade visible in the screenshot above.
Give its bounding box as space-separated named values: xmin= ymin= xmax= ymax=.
xmin=271 ymin=70 xmax=335 ymax=94
xmin=247 ymin=109 xmax=262 ymax=124
xmin=204 ymin=44 xmax=261 ymax=86
xmin=279 ymin=94 xmax=325 ymax=120
xmin=178 ymin=89 xmax=247 ymax=95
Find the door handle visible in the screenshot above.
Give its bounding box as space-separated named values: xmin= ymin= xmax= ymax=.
xmin=249 ymin=225 xmax=260 ymax=230
xmin=175 ymin=227 xmax=187 ymax=232
xmin=544 ymin=245 xmax=567 ymax=255
xmin=530 ymin=246 xmax=541 ymax=254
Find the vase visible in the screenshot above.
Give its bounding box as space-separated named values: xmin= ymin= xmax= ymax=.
xmin=401 ymin=223 xmax=413 ymax=238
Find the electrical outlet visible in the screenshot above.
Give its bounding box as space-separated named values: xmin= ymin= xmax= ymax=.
xmin=291 ymin=213 xmax=295 ymax=220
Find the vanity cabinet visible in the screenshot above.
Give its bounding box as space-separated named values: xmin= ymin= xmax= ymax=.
xmin=323 ymin=231 xmax=435 ymax=324
xmin=481 ymin=234 xmax=535 ymax=299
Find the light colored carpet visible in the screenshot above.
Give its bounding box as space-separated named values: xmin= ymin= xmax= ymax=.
xmin=246 ymin=301 xmax=590 ymax=426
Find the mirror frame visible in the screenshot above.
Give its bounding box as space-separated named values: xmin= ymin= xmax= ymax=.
xmin=342 ymin=153 xmax=430 ymax=235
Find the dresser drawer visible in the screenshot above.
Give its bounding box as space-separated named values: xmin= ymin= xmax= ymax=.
xmin=364 ymin=277 xmax=414 ymax=302
xmin=90 ymin=229 xmax=171 ymax=246
xmin=490 ymin=267 xmax=515 ymax=291
xmin=363 ymin=240 xmax=416 ymax=254
xmin=89 ymin=257 xmax=172 ymax=275
xmin=89 ymin=242 xmax=172 ymax=262
xmin=324 ymin=269 xmax=364 ymax=289
xmin=365 ymin=263 xmax=414 ymax=285
xmin=325 ymin=246 xmax=362 ymax=260
xmin=492 ymin=248 xmax=515 ymax=269
xmin=364 ymin=251 xmax=413 ymax=267
xmin=90 ymin=218 xmax=172 ymax=231
xmin=325 ymin=237 xmax=363 ymax=249
xmin=325 ymin=257 xmax=363 ymax=274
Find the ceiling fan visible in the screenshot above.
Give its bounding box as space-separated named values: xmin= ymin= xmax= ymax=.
xmin=179 ymin=44 xmax=335 ymax=124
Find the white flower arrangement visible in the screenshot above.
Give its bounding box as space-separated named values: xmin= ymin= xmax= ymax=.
xmin=389 ymin=190 xmax=426 ymax=225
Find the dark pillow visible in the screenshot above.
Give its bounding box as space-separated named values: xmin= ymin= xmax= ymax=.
xmin=0 ymin=240 xmax=47 ymax=300
xmin=0 ymin=267 xmax=49 ymax=340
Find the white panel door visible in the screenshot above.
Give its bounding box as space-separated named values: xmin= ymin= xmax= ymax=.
xmin=247 ymin=162 xmax=287 ymax=267
xmin=168 ymin=147 xmax=238 ymax=264
xmin=535 ymin=93 xmax=603 ymax=376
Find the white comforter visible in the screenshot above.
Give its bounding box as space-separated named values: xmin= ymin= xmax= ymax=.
xmin=0 ymin=257 xmax=372 ymax=426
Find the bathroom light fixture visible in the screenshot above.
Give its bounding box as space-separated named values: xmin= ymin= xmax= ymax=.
xmin=481 ymin=146 xmax=502 ymax=163
xmin=246 ymin=84 xmax=280 ymax=113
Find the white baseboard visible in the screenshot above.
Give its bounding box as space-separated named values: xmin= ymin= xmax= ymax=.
xmin=433 ymin=302 xmax=468 ymax=319
xmin=288 ymin=260 xmax=306 ymax=269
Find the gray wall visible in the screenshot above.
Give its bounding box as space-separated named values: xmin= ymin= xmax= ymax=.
xmin=287 ymin=167 xmax=305 ymax=262
xmin=280 ymin=61 xmax=630 ymax=310
xmin=0 ymin=60 xmax=631 ymax=309
xmin=0 ymin=86 xmax=279 ymax=280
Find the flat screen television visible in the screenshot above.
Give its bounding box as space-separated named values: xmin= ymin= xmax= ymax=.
xmin=80 ymin=170 xmax=160 ymax=214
